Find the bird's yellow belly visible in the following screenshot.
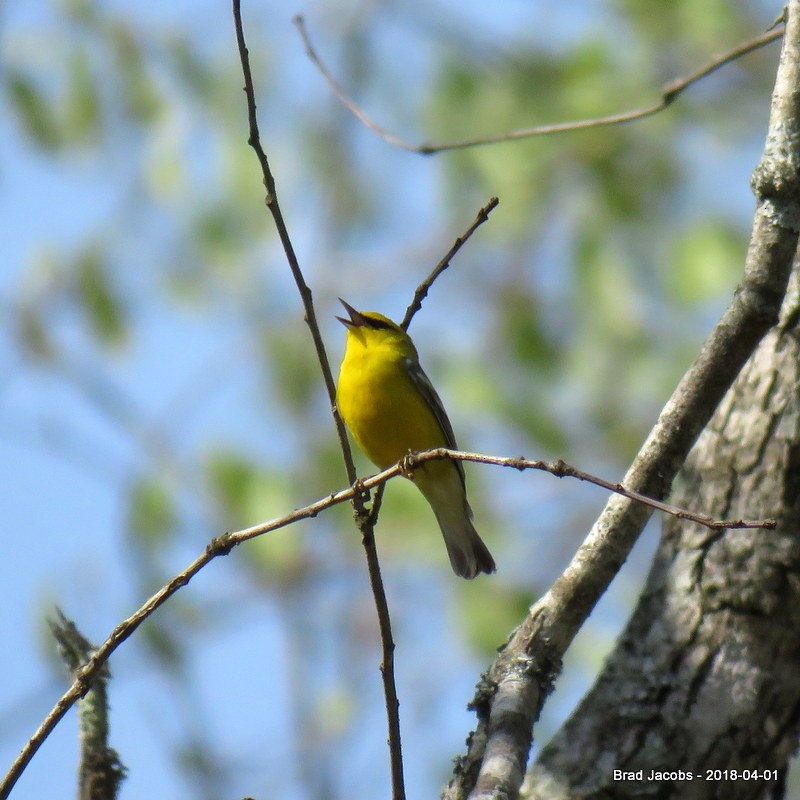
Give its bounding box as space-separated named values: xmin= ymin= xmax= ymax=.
xmin=338 ymin=354 xmax=446 ymax=469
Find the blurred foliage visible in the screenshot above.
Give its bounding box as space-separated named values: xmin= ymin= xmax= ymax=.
xmin=261 ymin=322 xmax=322 ymax=412
xmin=205 ymin=449 xmax=283 ymax=529
xmin=109 ymin=24 xmax=166 ymax=124
xmin=127 ymin=474 xmax=176 ymax=549
xmin=460 ymin=580 xmax=537 ymax=654
xmin=6 ymin=68 xmax=63 ymax=149
xmin=1 ymin=0 xmax=783 ymax=797
xmin=17 ymin=301 xmax=56 ymax=362
xmin=73 ymin=244 xmax=129 ymax=348
xmin=63 ymin=49 xmax=102 ymax=144
xmin=668 ymin=219 xmax=746 ymax=303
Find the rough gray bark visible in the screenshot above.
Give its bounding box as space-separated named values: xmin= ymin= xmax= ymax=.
xmin=525 ymin=267 xmax=800 ymax=800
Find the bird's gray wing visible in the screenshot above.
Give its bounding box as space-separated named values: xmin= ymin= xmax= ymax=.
xmin=404 ymin=356 xmax=466 ymax=488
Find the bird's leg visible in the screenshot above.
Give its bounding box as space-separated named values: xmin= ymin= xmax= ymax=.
xmin=350 ymin=477 xmax=372 ymax=526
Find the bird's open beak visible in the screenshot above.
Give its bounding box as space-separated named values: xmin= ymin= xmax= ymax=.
xmin=336 ymin=298 xmax=368 ymax=329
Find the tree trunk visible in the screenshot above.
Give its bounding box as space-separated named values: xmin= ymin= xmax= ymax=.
xmin=525 ymin=266 xmax=800 ymax=799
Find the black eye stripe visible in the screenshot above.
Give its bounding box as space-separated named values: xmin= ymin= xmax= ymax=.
xmin=365 ymin=317 xmax=394 ymax=330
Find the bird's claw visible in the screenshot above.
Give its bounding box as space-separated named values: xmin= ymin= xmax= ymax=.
xmin=400 ymin=452 xmax=417 ymax=480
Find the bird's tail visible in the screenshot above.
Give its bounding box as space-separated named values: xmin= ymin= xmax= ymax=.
xmin=416 ymin=464 xmax=495 ymax=579
xmin=439 ymin=510 xmax=495 ymax=579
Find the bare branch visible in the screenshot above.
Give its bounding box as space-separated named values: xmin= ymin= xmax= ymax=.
xmin=400 ymin=197 xmax=499 ymax=331
xmin=293 ymin=14 xmax=419 ymax=152
xmin=233 ymin=4 xmax=345 ymax=461
xmin=403 ymin=450 xmax=774 ymax=531
xmin=295 ymin=15 xmax=783 ymax=154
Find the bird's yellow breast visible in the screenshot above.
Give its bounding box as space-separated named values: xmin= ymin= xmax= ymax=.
xmin=337 ymin=336 xmax=448 ymax=470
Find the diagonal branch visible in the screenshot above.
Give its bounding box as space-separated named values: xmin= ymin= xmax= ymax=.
xmin=402 ymin=450 xmax=774 ymax=531
xmin=234 ymin=4 xmax=345 ymax=457
xmin=295 ymin=15 xmax=783 ymax=154
xmin=443 ymin=4 xmax=800 ymax=798
xmin=400 ymin=197 xmax=499 ymax=331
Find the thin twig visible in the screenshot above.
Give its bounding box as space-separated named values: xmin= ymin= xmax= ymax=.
xmin=231 ymin=3 xmax=405 ymax=798
xmin=400 ymin=197 xmax=499 ymax=331
xmin=234 ymin=4 xmax=347 ymax=461
xmin=403 ymin=450 xmax=774 ymax=530
xmin=0 ymin=445 xmax=775 ymax=798
xmin=293 ymin=14 xmax=419 ymax=152
xmin=294 ymin=15 xmax=783 ymax=154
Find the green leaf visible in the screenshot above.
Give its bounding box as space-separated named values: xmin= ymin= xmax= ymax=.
xmin=74 ymin=245 xmax=128 ymax=347
xmin=64 ymin=48 xmax=102 ymax=144
xmin=167 ymin=36 xmax=215 ymax=99
xmin=109 ymin=23 xmax=163 ymax=123
xmin=263 ymin=326 xmax=319 ymax=412
xmin=668 ymin=221 xmax=744 ymax=304
xmin=458 ymin=582 xmax=535 ymax=655
xmin=127 ymin=476 xmax=176 ymax=549
xmin=6 ymin=69 xmax=61 ymax=149
xmin=498 ymin=285 xmax=558 ymax=373
xmin=17 ymin=304 xmax=56 ymax=362
xmin=206 ymin=450 xmax=291 ymax=528
xmin=205 ymin=450 xmax=311 ymax=579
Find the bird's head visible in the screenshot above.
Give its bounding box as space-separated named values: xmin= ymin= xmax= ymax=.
xmin=337 ymin=298 xmax=417 ymax=358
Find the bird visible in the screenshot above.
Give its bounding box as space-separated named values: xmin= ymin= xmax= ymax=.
xmin=335 ymin=298 xmax=495 ymax=579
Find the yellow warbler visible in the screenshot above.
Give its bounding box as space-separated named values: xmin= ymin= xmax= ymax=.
xmin=336 ymin=299 xmax=495 ymax=578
